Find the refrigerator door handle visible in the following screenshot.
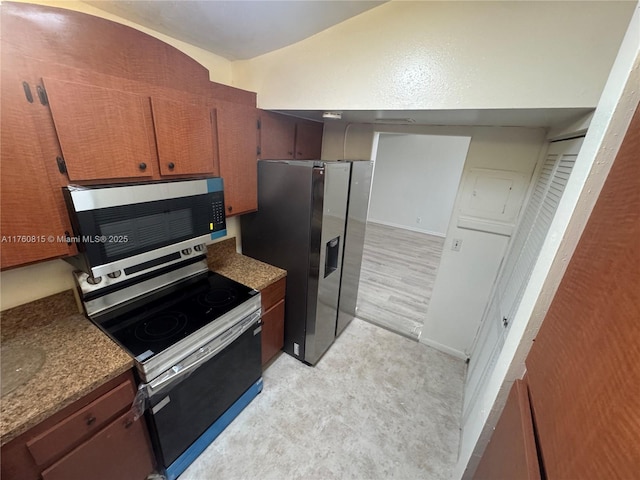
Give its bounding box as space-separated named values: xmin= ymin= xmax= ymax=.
xmin=324 ymin=236 xmax=340 ymax=278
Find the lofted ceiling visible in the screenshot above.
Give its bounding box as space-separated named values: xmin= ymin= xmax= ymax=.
xmin=86 ymin=0 xmax=387 ymax=60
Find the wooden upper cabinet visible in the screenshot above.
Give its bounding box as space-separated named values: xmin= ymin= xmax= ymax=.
xmin=217 ymin=101 xmax=259 ymax=216
xmin=294 ymin=120 xmax=324 ymax=160
xmin=44 ymin=78 xmax=158 ymax=182
xmin=44 ymin=77 xmax=221 ymax=182
xmin=151 ymin=97 xmax=218 ymax=177
xmin=0 ymin=71 xmax=76 ymax=269
xmin=259 ymin=111 xmax=296 ymax=160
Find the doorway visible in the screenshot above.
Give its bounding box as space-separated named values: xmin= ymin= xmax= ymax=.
xmin=356 ymin=132 xmax=470 ymax=339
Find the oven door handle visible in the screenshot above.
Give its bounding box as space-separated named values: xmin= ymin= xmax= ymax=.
xmin=147 ymin=310 xmax=261 ymax=394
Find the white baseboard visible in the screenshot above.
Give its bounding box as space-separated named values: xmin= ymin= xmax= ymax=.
xmin=418 ymin=335 xmax=468 ymax=360
xmin=366 ymin=220 xmax=446 ymax=238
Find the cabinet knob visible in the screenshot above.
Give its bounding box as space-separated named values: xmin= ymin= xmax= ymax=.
xmin=139 ymin=162 xmax=147 ymax=171
xmin=168 ymin=162 xmax=175 ymax=170
xmin=288 ymin=151 xmax=293 ymax=156
xmin=227 ymin=206 xmax=233 ymax=212
xmin=86 ymin=416 xmax=97 ymax=426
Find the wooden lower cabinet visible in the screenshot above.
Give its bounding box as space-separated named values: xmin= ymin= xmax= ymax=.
xmin=260 ymin=277 xmax=286 ymax=366
xmin=474 ymin=379 xmax=541 ymax=480
xmin=1 ymin=371 xmax=155 ymax=480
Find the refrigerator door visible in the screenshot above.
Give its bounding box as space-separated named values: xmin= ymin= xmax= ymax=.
xmin=305 ymin=162 xmax=351 ymax=364
xmin=241 ymin=161 xmax=315 ymax=361
xmin=337 ymin=161 xmax=373 ymax=336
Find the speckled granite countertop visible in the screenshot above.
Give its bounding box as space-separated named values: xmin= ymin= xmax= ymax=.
xmin=207 ymin=237 xmax=286 ymax=291
xmin=1 ymin=290 xmax=133 ymax=446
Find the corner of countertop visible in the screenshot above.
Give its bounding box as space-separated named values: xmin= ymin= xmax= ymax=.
xmin=206 ymin=237 xmax=286 ymax=291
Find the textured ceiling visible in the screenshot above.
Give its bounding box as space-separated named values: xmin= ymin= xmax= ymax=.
xmin=86 ymin=1 xmax=387 ymax=60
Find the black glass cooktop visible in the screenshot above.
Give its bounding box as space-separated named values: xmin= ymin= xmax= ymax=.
xmin=94 ymin=272 xmax=256 ymax=362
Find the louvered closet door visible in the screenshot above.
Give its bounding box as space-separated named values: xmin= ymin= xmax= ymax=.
xmin=497 ymin=137 xmax=583 ymax=328
xmin=463 ymin=137 xmax=583 ymax=421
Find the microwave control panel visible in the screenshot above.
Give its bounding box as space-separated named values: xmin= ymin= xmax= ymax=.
xmin=210 ymin=191 xmax=226 ymax=231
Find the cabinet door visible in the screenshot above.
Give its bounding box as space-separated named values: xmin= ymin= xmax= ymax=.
xmin=294 ymin=121 xmax=323 ymax=160
xmin=151 ymin=97 xmax=218 ymax=176
xmin=217 ymin=101 xmax=259 ymax=216
xmin=0 ymin=72 xmax=76 ymax=268
xmin=260 ymin=111 xmax=295 ymax=160
xmin=43 ymin=77 xmax=158 ymax=181
xmin=40 ymin=411 xmax=154 ymax=480
xmin=261 ymin=299 xmax=285 ymax=366
xmin=474 ymin=380 xmax=541 ymax=480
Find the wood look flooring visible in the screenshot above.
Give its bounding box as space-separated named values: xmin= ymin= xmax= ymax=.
xmin=356 ymin=222 xmax=445 ymax=339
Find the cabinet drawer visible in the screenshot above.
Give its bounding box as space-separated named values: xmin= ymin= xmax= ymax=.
xmin=27 ymin=378 xmax=136 ymax=466
xmin=262 ymin=299 xmax=285 ymax=366
xmin=261 ymin=277 xmax=286 ymax=313
xmin=41 ymin=411 xmax=154 ymax=480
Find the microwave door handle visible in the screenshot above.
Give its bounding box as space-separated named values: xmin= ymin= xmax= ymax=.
xmin=148 ymin=311 xmax=260 ymax=393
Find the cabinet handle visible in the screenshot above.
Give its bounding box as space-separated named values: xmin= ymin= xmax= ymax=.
xmin=124 ymin=418 xmax=134 ymax=429
xmin=227 ymin=206 xmax=233 ymax=213
xmin=168 ymin=162 xmax=175 ymax=170
xmin=288 ymin=151 xmax=293 ymax=156
xmin=139 ymin=162 xmax=147 ymax=171
xmin=86 ymin=416 xmax=97 ymax=426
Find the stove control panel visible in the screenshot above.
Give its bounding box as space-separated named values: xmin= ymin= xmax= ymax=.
xmin=75 ymin=244 xmax=209 ymax=297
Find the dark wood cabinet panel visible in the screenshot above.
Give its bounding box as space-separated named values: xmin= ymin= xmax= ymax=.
xmin=0 ymin=71 xmax=76 ymax=269
xmin=1 ymin=1 xmax=255 ymax=105
xmin=261 ymin=299 xmax=285 ymax=366
xmin=26 ymin=379 xmax=136 ymax=466
xmin=474 ymin=380 xmax=540 ymax=480
xmin=44 ymin=78 xmax=158 ymax=182
xmin=294 ymin=121 xmax=324 ymax=160
xmin=41 ymin=410 xmax=154 ymax=480
xmin=217 ymin=101 xmax=259 ymax=216
xmin=260 ymin=277 xmax=286 ymax=366
xmin=151 ymin=97 xmax=218 ymax=177
xmin=526 ymin=106 xmax=640 ymax=479
xmin=0 ymin=371 xmax=154 ymax=480
xmin=260 ymin=112 xmax=296 ymax=160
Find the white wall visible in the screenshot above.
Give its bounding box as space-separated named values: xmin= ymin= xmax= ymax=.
xmin=368 ymin=133 xmax=470 ymax=236
xmin=457 ymin=4 xmax=640 ymax=477
xmin=0 ymin=1 xmax=239 ymax=311
xmin=234 ymin=1 xmax=635 ymax=110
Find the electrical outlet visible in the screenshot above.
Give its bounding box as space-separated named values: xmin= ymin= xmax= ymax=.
xmin=452 ymin=239 xmax=463 ymax=251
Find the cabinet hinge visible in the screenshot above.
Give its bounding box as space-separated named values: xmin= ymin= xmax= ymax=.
xmin=56 ymin=156 xmax=67 ymax=174
xmin=22 ymin=82 xmax=34 ymax=103
xmin=36 ymin=85 xmax=48 ymax=106
xmin=257 ymin=146 xmax=261 ymax=156
xmin=257 ymin=119 xmax=261 ymax=130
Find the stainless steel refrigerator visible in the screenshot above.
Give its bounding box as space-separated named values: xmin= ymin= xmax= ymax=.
xmin=241 ymin=160 xmax=372 ymax=365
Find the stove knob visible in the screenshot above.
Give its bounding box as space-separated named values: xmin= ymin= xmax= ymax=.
xmin=194 ymin=244 xmax=204 ymax=252
xmin=86 ymin=275 xmax=102 ymax=285
xmin=107 ymin=270 xmax=122 ymax=279
xmin=181 ymin=248 xmax=192 ymax=256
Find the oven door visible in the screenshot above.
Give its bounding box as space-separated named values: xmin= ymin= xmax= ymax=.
xmin=145 ymin=313 xmax=262 ymax=471
xmin=65 ymin=178 xmax=226 ymax=277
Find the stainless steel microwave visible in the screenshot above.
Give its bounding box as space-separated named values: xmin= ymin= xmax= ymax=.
xmin=63 ymin=178 xmax=226 ymax=281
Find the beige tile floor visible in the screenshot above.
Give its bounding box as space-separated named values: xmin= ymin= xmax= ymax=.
xmin=180 ymin=318 xmax=465 ymax=480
